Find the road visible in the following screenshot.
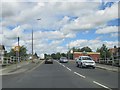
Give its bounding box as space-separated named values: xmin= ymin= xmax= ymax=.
xmin=2 ymin=60 xmax=118 ymax=89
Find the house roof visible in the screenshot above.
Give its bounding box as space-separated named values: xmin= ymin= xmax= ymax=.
xmin=0 ymin=45 xmax=5 ymax=50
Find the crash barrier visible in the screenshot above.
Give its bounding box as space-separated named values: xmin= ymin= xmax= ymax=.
xmin=98 ymin=58 xmax=120 ymax=67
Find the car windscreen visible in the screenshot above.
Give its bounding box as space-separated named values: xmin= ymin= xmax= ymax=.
xmin=82 ymin=57 xmax=92 ymax=60
xmin=61 ymin=57 xmax=67 ymax=59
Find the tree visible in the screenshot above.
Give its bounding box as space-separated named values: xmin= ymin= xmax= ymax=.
xmin=96 ymin=48 xmax=100 ymax=52
xmin=51 ymin=53 xmax=57 ymax=59
xmin=8 ymin=46 xmax=28 ymax=60
xmin=61 ymin=53 xmax=66 ymax=57
xmin=99 ymin=44 xmax=111 ymax=59
xmin=9 ymin=49 xmax=16 ymax=57
xmin=80 ymin=46 xmax=92 ymax=52
xmin=19 ymin=46 xmax=27 ymax=58
xmin=56 ymin=52 xmax=61 ymax=60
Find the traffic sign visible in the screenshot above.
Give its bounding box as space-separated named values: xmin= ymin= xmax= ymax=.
xmin=14 ymin=46 xmax=20 ymax=52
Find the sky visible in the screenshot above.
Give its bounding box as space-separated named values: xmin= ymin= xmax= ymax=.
xmin=0 ymin=0 xmax=119 ymax=55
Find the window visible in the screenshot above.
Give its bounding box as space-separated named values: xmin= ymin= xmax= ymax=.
xmin=82 ymin=57 xmax=92 ymax=60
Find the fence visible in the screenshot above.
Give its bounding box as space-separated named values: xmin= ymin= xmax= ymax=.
xmin=2 ymin=56 xmax=27 ymax=66
xmin=98 ymin=58 xmax=120 ymax=66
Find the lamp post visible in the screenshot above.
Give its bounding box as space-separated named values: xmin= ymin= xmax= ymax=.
xmin=31 ymin=29 xmax=34 ymax=63
xmin=31 ymin=18 xmax=41 ymax=63
xmin=18 ymin=37 xmax=20 ymax=62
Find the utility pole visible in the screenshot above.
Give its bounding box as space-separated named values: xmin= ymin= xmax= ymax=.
xmin=31 ymin=18 xmax=41 ymax=63
xmin=18 ymin=37 xmax=20 ymax=62
xmin=32 ymin=29 xmax=34 ymax=63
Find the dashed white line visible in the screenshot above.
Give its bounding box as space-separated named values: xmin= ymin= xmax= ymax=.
xmin=62 ymin=64 xmax=65 ymax=67
xmin=74 ymin=72 xmax=86 ymax=78
xmin=55 ymin=60 xmax=112 ymax=89
xmin=66 ymin=67 xmax=72 ymax=71
xmin=93 ymin=81 xmax=112 ymax=90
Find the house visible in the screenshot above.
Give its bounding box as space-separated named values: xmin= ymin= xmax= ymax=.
xmin=0 ymin=45 xmax=5 ymax=64
xmin=73 ymin=52 xmax=100 ymax=62
xmin=109 ymin=46 xmax=120 ymax=59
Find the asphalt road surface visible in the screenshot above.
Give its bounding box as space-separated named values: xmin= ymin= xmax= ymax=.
xmin=2 ymin=60 xmax=118 ymax=89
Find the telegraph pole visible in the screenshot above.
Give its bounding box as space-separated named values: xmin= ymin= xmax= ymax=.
xmin=18 ymin=37 xmax=20 ymax=62
xmin=32 ymin=29 xmax=34 ymax=63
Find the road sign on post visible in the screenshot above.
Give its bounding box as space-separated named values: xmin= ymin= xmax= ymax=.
xmin=14 ymin=46 xmax=20 ymax=52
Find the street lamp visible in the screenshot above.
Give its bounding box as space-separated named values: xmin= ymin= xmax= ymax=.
xmin=17 ymin=36 xmax=20 ymax=62
xmin=31 ymin=18 xmax=41 ymax=63
xmin=31 ymin=29 xmax=34 ymax=63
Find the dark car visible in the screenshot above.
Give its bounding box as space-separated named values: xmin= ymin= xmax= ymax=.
xmin=45 ymin=58 xmax=53 ymax=64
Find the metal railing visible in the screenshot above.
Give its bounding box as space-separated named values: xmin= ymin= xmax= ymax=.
xmin=98 ymin=58 xmax=120 ymax=67
xmin=2 ymin=56 xmax=27 ymax=66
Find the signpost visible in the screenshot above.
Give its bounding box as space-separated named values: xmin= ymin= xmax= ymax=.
xmin=14 ymin=46 xmax=20 ymax=52
xmin=14 ymin=46 xmax=20 ymax=69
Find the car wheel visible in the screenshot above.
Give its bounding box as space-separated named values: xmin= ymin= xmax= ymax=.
xmin=76 ymin=63 xmax=79 ymax=67
xmin=80 ymin=63 xmax=83 ymax=68
xmin=92 ymin=67 xmax=95 ymax=69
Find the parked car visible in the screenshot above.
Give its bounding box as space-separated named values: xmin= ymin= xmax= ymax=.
xmin=76 ymin=56 xmax=96 ymax=69
xmin=45 ymin=58 xmax=53 ymax=64
xmin=59 ymin=57 xmax=68 ymax=63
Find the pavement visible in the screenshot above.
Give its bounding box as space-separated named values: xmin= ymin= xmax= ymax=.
xmin=96 ymin=63 xmax=119 ymax=72
xmin=0 ymin=59 xmax=44 ymax=75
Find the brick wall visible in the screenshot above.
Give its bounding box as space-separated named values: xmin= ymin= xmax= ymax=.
xmin=73 ymin=52 xmax=100 ymax=62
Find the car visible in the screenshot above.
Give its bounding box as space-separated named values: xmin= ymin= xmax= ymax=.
xmin=45 ymin=58 xmax=53 ymax=64
xmin=76 ymin=56 xmax=96 ymax=69
xmin=59 ymin=57 xmax=68 ymax=63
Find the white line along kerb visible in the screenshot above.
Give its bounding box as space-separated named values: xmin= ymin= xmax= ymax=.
xmin=74 ymin=72 xmax=86 ymax=78
xmin=93 ymin=81 xmax=112 ymax=90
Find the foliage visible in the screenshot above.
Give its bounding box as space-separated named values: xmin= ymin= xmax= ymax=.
xmin=80 ymin=46 xmax=92 ymax=52
xmin=7 ymin=46 xmax=28 ymax=59
xmin=97 ymin=44 xmax=111 ymax=59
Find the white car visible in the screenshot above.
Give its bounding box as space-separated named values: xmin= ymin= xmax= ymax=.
xmin=59 ymin=57 xmax=68 ymax=63
xmin=76 ymin=56 xmax=96 ymax=69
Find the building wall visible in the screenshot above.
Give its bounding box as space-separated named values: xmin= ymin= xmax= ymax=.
xmin=0 ymin=50 xmax=4 ymax=64
xmin=73 ymin=52 xmax=100 ymax=62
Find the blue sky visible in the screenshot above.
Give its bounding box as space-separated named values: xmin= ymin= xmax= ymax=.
xmin=1 ymin=1 xmax=119 ymax=55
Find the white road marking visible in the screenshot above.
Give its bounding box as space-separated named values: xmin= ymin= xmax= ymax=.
xmin=62 ymin=64 xmax=65 ymax=67
xmin=74 ymin=72 xmax=86 ymax=78
xmin=93 ymin=81 xmax=112 ymax=90
xmin=66 ymin=67 xmax=72 ymax=71
xmin=59 ymin=63 xmax=62 ymax=65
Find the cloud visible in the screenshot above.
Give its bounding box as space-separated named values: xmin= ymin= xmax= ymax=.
xmin=111 ymin=33 xmax=120 ymax=37
xmin=68 ymin=39 xmax=118 ymax=51
xmin=1 ymin=1 xmax=119 ymax=55
xmin=60 ymin=2 xmax=118 ymax=34
xmin=96 ymin=26 xmax=118 ymax=34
